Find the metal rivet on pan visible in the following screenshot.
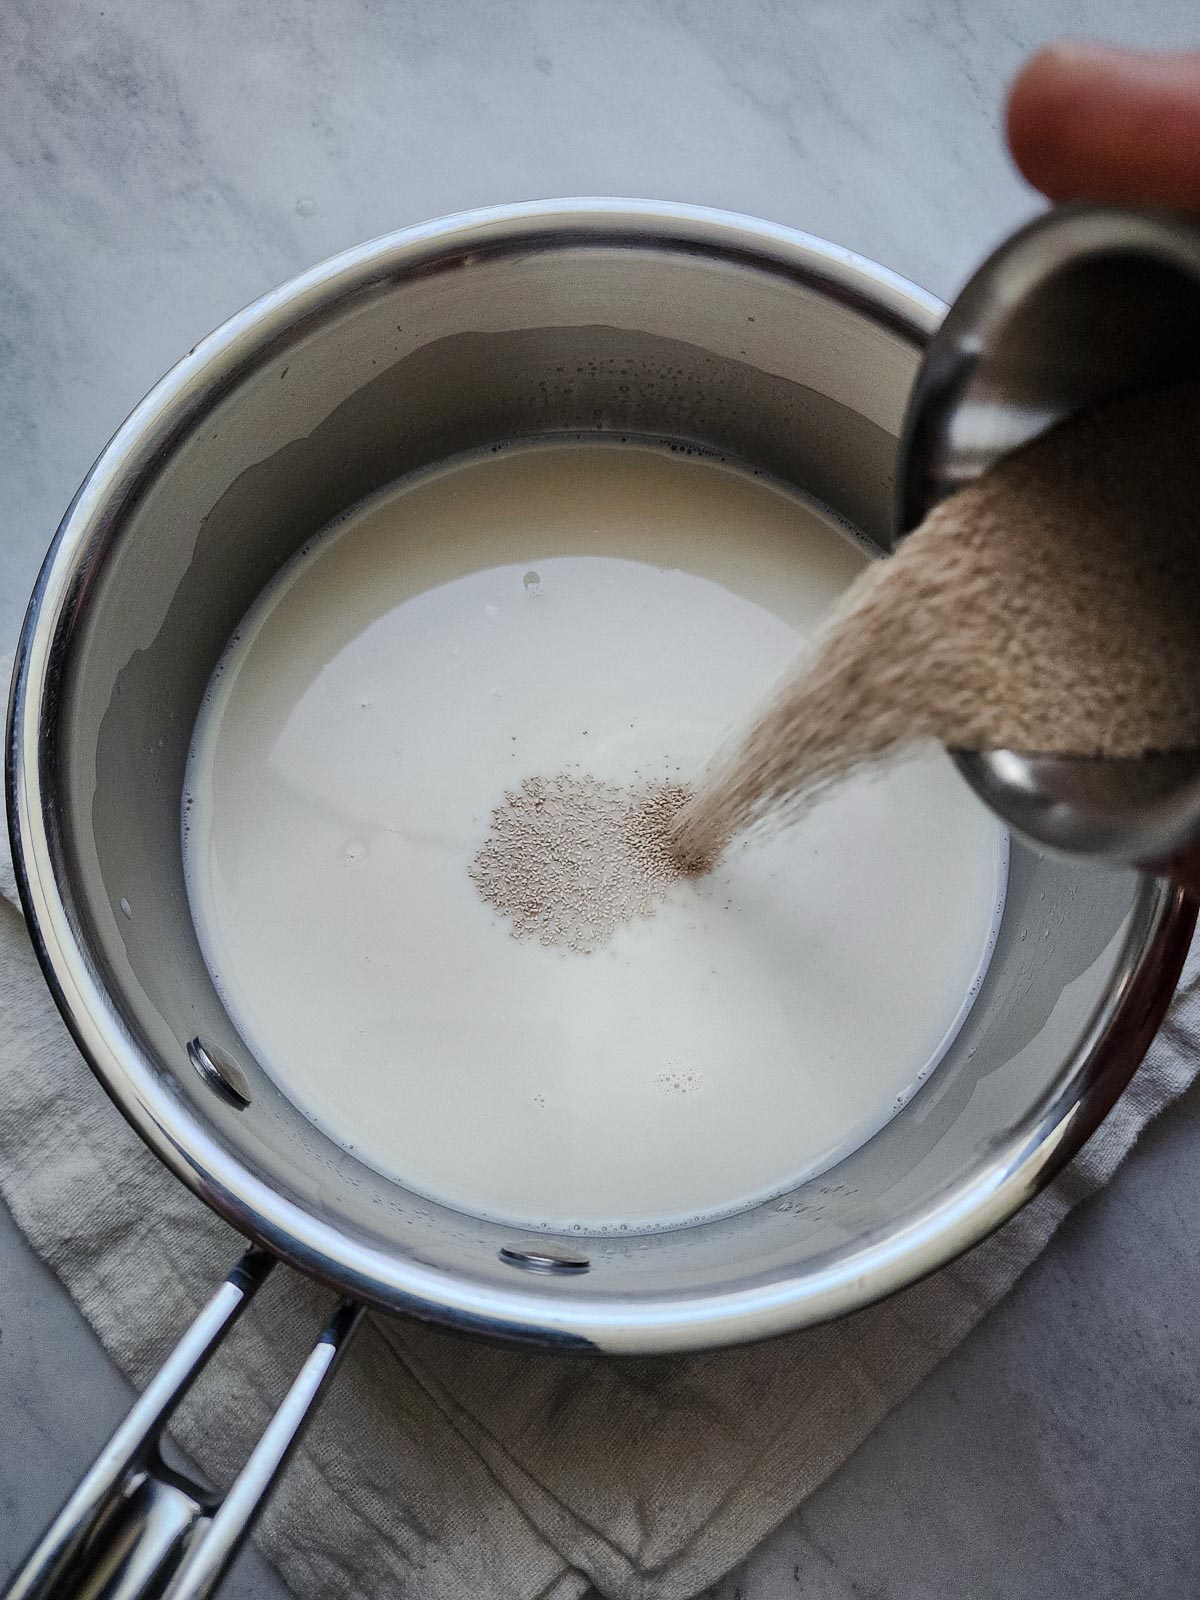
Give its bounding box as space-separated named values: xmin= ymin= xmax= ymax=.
xmin=187 ymin=1036 xmax=252 ymax=1109
xmin=499 ymin=1244 xmax=590 ymax=1275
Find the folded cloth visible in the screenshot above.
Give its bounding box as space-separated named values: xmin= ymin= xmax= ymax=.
xmin=1 ymin=836 xmax=1196 ymax=1600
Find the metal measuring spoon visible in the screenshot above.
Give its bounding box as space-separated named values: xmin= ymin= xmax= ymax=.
xmin=896 ymin=204 xmax=1200 ymax=883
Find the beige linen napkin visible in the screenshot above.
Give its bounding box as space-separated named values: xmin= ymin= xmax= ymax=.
xmin=1 ymin=831 xmax=1197 ymax=1600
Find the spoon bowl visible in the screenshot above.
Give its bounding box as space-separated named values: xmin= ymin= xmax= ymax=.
xmin=897 ymin=204 xmax=1200 ymax=869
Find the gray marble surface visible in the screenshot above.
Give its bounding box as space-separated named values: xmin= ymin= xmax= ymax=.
xmin=2 ymin=1 xmax=1199 ymax=1596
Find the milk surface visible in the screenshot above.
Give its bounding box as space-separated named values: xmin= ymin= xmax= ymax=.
xmin=184 ymin=442 xmax=1007 ymax=1232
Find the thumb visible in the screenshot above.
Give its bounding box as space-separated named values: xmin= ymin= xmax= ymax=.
xmin=1007 ymin=42 xmax=1200 ymax=215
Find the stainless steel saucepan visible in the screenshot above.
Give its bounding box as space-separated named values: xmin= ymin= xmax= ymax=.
xmin=6 ymin=202 xmax=1193 ymax=1600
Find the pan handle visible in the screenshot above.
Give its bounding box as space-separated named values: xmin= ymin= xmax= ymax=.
xmin=3 ymin=1247 xmax=363 ymax=1600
